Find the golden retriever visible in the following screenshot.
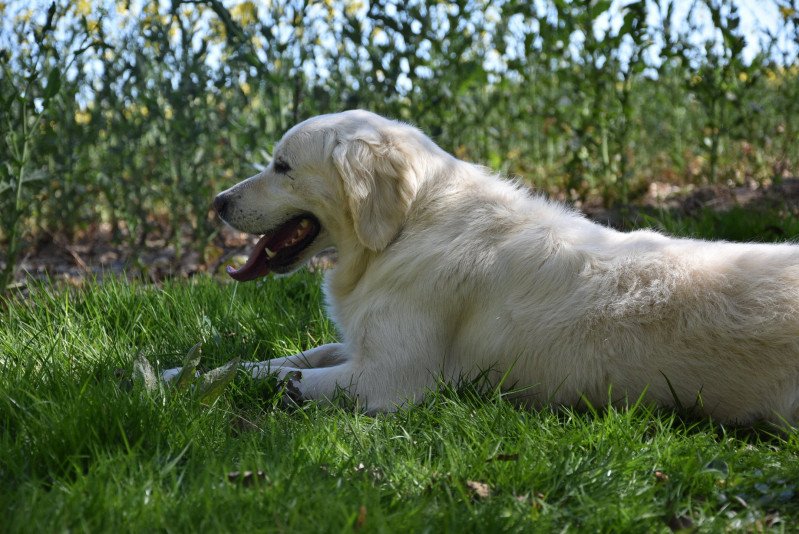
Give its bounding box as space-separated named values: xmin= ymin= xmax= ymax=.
xmin=170 ymin=110 xmax=799 ymax=425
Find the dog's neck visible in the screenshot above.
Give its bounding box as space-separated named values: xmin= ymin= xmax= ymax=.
xmin=324 ymin=232 xmax=375 ymax=299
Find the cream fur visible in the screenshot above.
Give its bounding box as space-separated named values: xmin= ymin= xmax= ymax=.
xmin=175 ymin=110 xmax=799 ymax=425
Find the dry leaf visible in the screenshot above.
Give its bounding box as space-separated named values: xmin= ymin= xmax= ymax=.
xmin=732 ymin=495 xmax=748 ymax=508
xmin=354 ymin=505 xmax=367 ymax=530
xmin=133 ymin=353 xmax=158 ymax=393
xmin=764 ymin=512 xmax=781 ymax=527
xmin=174 ymin=342 xmax=202 ymax=391
xmin=198 ymin=357 xmax=240 ymax=403
xmin=654 ymin=470 xmax=670 ymax=482
xmin=466 ymin=480 xmax=491 ymax=499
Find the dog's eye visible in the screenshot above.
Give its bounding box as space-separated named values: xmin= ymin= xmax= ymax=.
xmin=273 ymin=159 xmax=291 ymax=174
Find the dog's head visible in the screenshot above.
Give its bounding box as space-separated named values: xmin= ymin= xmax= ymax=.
xmin=215 ymin=110 xmax=424 ymax=280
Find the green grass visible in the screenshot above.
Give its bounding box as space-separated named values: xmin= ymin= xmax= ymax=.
xmin=632 ymin=205 xmax=799 ymax=243
xmin=2 ymin=215 xmax=799 ymax=532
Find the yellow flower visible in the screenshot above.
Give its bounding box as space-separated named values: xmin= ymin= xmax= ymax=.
xmin=738 ymin=72 xmax=748 ymax=82
xmin=251 ymin=35 xmax=264 ymax=49
xmin=324 ymin=3 xmax=336 ymax=20
xmin=344 ymin=0 xmax=363 ymax=17
xmin=17 ymin=8 xmax=32 ymax=23
xmin=74 ymin=110 xmax=92 ymax=125
xmin=230 ymin=1 xmax=257 ymax=26
xmin=76 ymin=0 xmax=91 ymax=16
xmin=210 ymin=19 xmax=227 ymax=42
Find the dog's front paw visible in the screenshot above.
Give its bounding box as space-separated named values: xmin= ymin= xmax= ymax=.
xmin=161 ymin=366 xmax=185 ymax=383
xmin=281 ymin=370 xmax=304 ymax=408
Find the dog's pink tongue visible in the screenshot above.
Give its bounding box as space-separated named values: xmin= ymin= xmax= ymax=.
xmin=226 ymin=218 xmax=315 ymax=282
xmin=226 ymin=233 xmax=274 ymax=282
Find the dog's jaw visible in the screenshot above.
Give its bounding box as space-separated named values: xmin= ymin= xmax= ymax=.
xmin=226 ymin=215 xmax=322 ymax=281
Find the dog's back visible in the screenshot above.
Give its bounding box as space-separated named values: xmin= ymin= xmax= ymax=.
xmin=378 ymin=162 xmax=799 ymax=424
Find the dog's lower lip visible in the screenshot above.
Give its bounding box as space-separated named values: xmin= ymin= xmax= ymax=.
xmin=226 ymin=216 xmax=320 ymax=281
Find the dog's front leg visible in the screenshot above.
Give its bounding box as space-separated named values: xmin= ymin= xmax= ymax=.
xmin=263 ymin=350 xmax=438 ymax=413
xmin=242 ymin=343 xmax=347 ymax=375
xmin=160 ymin=343 xmax=346 ymax=384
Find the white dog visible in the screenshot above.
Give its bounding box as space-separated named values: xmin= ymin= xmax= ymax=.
xmin=174 ymin=110 xmax=799 ymax=425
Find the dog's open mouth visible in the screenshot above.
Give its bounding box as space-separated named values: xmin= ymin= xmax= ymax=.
xmin=226 ymin=215 xmax=320 ymax=281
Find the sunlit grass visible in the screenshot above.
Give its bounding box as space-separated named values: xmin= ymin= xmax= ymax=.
xmin=2 ymin=227 xmax=798 ymax=531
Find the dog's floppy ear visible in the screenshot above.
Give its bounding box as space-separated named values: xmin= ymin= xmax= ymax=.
xmin=333 ymin=135 xmax=417 ymax=251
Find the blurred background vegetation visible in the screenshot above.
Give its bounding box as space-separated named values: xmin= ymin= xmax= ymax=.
xmin=1 ymin=0 xmax=799 ymax=292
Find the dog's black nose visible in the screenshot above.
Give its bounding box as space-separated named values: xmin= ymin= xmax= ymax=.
xmin=213 ymin=194 xmax=229 ymax=217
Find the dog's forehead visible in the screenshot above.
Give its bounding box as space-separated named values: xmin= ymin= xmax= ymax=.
xmin=297 ymin=110 xmax=390 ymax=133
xmin=278 ymin=111 xmax=394 ymax=153
xmin=273 ymin=125 xmax=321 ymax=160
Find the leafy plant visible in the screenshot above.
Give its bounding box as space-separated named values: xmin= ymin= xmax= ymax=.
xmin=0 ymin=2 xmax=101 ymax=293
xmin=1 ymin=0 xmax=798 ymax=289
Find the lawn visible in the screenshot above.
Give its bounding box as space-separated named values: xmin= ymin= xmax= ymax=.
xmin=2 ymin=260 xmax=798 ymax=532
xmin=3 ymin=0 xmax=799 ymax=529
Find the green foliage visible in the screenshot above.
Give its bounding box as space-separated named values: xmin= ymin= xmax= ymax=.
xmin=2 ymin=0 xmax=799 ymax=292
xmin=0 ymin=2 xmax=100 ymax=291
xmin=1 ymin=274 xmax=797 ymax=531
